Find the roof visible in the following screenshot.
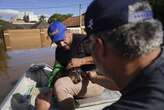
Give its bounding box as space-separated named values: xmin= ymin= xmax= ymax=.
xmin=63 ymin=15 xmax=84 ymax=27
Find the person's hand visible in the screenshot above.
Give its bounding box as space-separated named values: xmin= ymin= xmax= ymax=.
xmin=67 ymin=58 xmax=82 ymax=69
xmin=82 ymin=71 xmax=98 ymax=83
xmin=67 ymin=57 xmax=94 ymax=69
xmin=84 ymin=71 xmax=119 ymax=90
xmin=35 ymin=91 xmax=52 ymax=110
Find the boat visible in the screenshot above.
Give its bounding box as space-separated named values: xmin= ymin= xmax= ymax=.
xmin=0 ymin=64 xmax=121 ymax=110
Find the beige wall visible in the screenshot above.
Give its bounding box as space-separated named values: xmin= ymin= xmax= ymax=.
xmin=3 ymin=29 xmax=51 ymax=50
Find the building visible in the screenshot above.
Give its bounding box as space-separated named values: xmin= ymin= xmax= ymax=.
xmin=10 ymin=11 xmax=39 ymax=24
xmin=63 ymin=14 xmax=85 ymax=34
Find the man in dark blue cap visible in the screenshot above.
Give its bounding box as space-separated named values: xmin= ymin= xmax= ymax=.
xmin=48 ymin=21 xmax=66 ymax=44
xmin=85 ymin=0 xmax=164 ymax=110
xmin=35 ymin=21 xmax=118 ymax=110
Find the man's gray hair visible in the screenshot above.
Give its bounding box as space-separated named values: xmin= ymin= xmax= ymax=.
xmin=91 ymin=19 xmax=163 ymax=59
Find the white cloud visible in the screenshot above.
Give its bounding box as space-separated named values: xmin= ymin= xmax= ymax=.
xmin=0 ymin=9 xmax=20 ymax=16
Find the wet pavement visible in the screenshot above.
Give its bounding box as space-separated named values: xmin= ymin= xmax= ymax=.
xmin=0 ymin=47 xmax=55 ymax=103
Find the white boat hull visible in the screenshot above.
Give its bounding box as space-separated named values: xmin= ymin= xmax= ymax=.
xmin=0 ymin=64 xmax=121 ymax=110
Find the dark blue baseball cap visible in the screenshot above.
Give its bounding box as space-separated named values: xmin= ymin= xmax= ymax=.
xmin=85 ymin=0 xmax=153 ymax=36
xmin=48 ymin=21 xmax=66 ymax=43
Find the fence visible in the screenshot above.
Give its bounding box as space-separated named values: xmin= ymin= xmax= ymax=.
xmin=2 ymin=29 xmax=51 ymax=51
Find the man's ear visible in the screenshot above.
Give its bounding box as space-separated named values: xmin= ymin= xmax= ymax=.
xmin=94 ymin=38 xmax=106 ymax=60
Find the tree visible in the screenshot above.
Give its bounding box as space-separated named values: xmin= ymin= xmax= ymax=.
xmin=39 ymin=15 xmax=46 ymax=21
xmin=48 ymin=13 xmax=73 ymax=24
xmin=23 ymin=15 xmax=30 ymax=22
xmin=149 ymin=0 xmax=164 ymax=28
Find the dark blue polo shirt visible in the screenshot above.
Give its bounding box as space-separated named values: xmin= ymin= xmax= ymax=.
xmin=103 ymin=48 xmax=164 ymax=110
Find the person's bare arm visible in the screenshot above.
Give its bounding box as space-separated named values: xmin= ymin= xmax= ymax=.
xmin=86 ymin=71 xmax=119 ymax=90
xmin=67 ymin=56 xmax=93 ymax=69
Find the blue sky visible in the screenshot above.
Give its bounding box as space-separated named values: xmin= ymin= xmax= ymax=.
xmin=0 ymin=0 xmax=93 ymax=20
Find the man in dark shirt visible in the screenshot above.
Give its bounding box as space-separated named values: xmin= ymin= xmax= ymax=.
xmin=54 ymin=29 xmax=105 ymax=110
xmin=36 ymin=21 xmax=118 ymax=110
xmin=84 ymin=0 xmax=164 ymax=110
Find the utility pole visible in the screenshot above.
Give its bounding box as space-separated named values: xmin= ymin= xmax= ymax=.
xmin=79 ymin=4 xmax=82 ymax=34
